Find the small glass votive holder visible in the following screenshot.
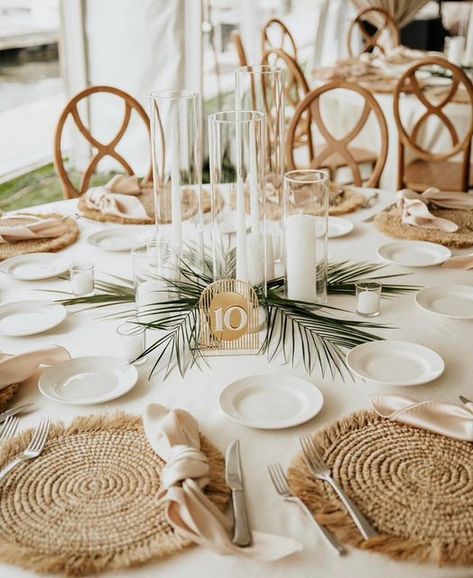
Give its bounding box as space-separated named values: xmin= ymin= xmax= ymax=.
xmin=356 ymin=280 xmax=382 ymax=317
xmin=116 ymin=319 xmax=147 ymax=365
xmin=70 ymin=262 xmax=94 ymax=296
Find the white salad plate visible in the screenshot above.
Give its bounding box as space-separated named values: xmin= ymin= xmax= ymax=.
xmin=346 ymin=340 xmax=445 ymax=386
xmin=415 ymin=285 xmax=473 ymax=319
xmin=38 ymin=355 xmax=139 ymax=405
xmin=87 ymin=227 xmax=146 ymax=252
xmin=377 ymin=241 xmax=451 ymax=267
xmin=219 ymin=373 xmax=324 ymax=429
xmin=0 ymin=300 xmax=67 ymax=336
xmin=0 ymin=253 xmax=69 ymax=280
xmin=327 ymin=217 xmax=354 ymax=238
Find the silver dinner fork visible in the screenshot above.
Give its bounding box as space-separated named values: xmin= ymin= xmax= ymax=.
xmin=267 ymin=463 xmax=346 ymax=556
xmin=0 ymin=417 xmax=51 ymax=483
xmin=0 ymin=416 xmax=19 ymax=441
xmin=300 ymin=435 xmax=377 ymax=540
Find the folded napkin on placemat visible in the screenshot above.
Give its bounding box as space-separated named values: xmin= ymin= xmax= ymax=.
xmin=84 ymin=175 xmax=150 ymax=220
xmin=0 ymin=216 xmax=69 ymax=244
xmin=442 ymin=253 xmax=473 ymax=269
xmin=0 ymin=346 xmax=70 ymax=389
xmin=397 ymin=188 xmax=473 ymax=232
xmin=143 ymin=404 xmax=301 ymax=560
xmin=370 ymin=394 xmax=473 ymax=441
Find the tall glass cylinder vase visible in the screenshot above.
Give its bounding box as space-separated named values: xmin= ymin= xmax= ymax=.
xmin=284 ymin=170 xmax=329 ymax=303
xmin=208 ymin=111 xmax=266 ymax=288
xmin=235 ymin=65 xmax=284 ymax=280
xmin=150 ymin=90 xmax=202 ymax=275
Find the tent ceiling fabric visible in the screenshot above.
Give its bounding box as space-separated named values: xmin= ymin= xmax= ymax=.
xmin=350 ymin=0 xmax=431 ymax=28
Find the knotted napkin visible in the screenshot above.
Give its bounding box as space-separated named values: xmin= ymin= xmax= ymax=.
xmin=84 ymin=175 xmax=150 ymax=220
xmin=370 ymin=394 xmax=473 ymax=442
xmin=0 ymin=215 xmax=68 ymax=244
xmin=0 ymin=345 xmax=70 ymax=389
xmin=143 ymin=404 xmax=301 ymax=560
xmin=397 ymin=188 xmax=473 ymax=232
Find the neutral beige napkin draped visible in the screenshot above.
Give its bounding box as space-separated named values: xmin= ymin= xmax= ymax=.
xmin=0 ymin=346 xmax=70 ymax=389
xmin=0 ymin=215 xmax=68 ymax=244
xmin=370 ymin=394 xmax=473 ymax=441
xmin=84 ymin=175 xmax=150 ymax=220
xmin=397 ymin=188 xmax=473 ymax=232
xmin=442 ymin=253 xmax=473 ymax=270
xmin=143 ymin=404 xmax=302 ymax=560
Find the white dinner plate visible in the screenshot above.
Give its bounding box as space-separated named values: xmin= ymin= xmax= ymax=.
xmin=1 ymin=253 xmax=69 ymax=280
xmin=327 ymin=217 xmax=354 ymax=238
xmin=346 ymin=340 xmax=444 ymax=386
xmin=38 ymin=355 xmax=139 ymax=405
xmin=219 ymin=374 xmax=324 ymax=429
xmin=377 ymin=241 xmax=451 ymax=267
xmin=0 ymin=300 xmax=67 ymax=336
xmin=415 ymin=285 xmax=473 ymax=319
xmin=87 ymin=227 xmax=146 ymax=252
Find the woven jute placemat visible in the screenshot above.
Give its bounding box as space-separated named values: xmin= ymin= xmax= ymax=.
xmin=78 ymin=187 xmax=215 ymax=225
xmin=374 ymin=207 xmax=473 ymax=248
xmin=0 ymin=413 xmax=229 ymax=576
xmin=0 ymin=384 xmax=20 ymax=413
xmin=288 ymin=410 xmax=473 ymax=566
xmin=0 ymin=213 xmax=79 ymax=261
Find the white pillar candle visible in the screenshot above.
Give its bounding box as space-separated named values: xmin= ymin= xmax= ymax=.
xmin=247 ymin=232 xmax=264 ymax=286
xmin=249 ymin=125 xmax=260 ymax=237
xmin=447 ymin=36 xmax=465 ymax=65
xmin=71 ymin=271 xmax=94 ymax=296
xmin=357 ymin=290 xmax=380 ymax=315
xmin=118 ymin=332 xmax=144 ymax=363
xmin=235 ymin=179 xmax=248 ymax=281
xmin=286 ymin=214 xmax=317 ymax=302
xmin=136 ymin=279 xmax=169 ymax=308
xmin=464 ymin=10 xmax=473 ymax=65
xmin=265 ymin=233 xmax=275 ymax=281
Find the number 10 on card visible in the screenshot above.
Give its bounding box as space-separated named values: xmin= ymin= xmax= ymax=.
xmin=198 ymin=280 xmax=260 ymax=354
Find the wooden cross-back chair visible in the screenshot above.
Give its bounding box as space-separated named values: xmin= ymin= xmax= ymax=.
xmin=286 ymin=81 xmax=389 ymax=188
xmin=347 ymin=7 xmax=400 ymax=58
xmin=262 ymin=18 xmax=298 ymax=61
xmin=232 ymin=31 xmax=248 ymax=67
xmin=393 ymin=57 xmax=473 ymax=192
xmin=54 ymin=85 xmax=152 ymax=199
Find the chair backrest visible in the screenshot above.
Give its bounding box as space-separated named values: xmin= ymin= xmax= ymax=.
xmin=262 ymin=48 xmax=309 ymax=112
xmin=54 ymin=85 xmax=152 ymax=199
xmin=262 ymin=18 xmax=298 ymax=61
xmin=232 ymin=31 xmax=248 ymax=67
xmin=347 ymin=7 xmax=400 ymax=57
xmin=393 ymin=56 xmax=473 ymax=191
xmin=286 ymin=80 xmax=389 ymax=187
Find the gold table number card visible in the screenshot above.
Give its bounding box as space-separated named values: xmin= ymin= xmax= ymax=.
xmin=198 ymin=279 xmax=260 ymax=354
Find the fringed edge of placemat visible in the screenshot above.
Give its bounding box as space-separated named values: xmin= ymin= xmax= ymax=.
xmin=0 ymin=412 xmax=229 ymax=577
xmin=287 ymin=409 xmax=473 ymax=567
xmin=0 ymin=384 xmax=20 ymax=413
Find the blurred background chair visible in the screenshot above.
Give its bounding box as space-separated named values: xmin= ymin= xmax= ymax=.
xmin=347 ymin=7 xmax=400 ymax=57
xmin=262 ymin=17 xmax=298 ymax=61
xmin=286 ymin=80 xmax=388 ymax=187
xmin=54 ymin=85 xmax=152 ymax=199
xmin=232 ymin=31 xmax=248 ymax=68
xmin=393 ymin=57 xmax=473 ymax=192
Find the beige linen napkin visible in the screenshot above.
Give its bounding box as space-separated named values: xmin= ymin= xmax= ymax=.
xmin=143 ymin=403 xmax=302 ymax=560
xmin=0 ymin=346 xmax=70 ymax=389
xmin=84 ymin=175 xmax=150 ymax=220
xmin=442 ymin=253 xmax=473 ymax=270
xmin=397 ymin=188 xmax=473 ymax=232
xmin=370 ymin=394 xmax=473 ymax=441
xmin=0 ymin=215 xmax=69 ymax=244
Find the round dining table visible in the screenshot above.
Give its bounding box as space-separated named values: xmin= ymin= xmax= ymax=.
xmin=0 ymin=193 xmax=472 ymax=578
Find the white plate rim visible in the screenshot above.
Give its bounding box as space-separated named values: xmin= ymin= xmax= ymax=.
xmin=87 ymin=228 xmax=145 ymax=252
xmin=38 ymin=355 xmax=139 ymax=405
xmin=0 ymin=300 xmax=67 ymax=336
xmin=327 ymin=217 xmax=354 ymax=238
xmin=1 ymin=253 xmax=69 ymax=280
xmin=415 ymin=285 xmax=473 ymax=319
xmin=377 ymin=241 xmax=451 ymax=267
xmin=218 ymin=373 xmax=324 ymax=429
xmin=346 ymin=340 xmax=445 ymax=386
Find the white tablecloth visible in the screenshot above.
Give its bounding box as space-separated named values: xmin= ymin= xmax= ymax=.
xmin=1 ymin=196 xmax=472 ymax=578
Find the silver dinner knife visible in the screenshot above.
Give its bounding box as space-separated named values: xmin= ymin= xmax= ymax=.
xmin=225 ymin=440 xmax=252 ymax=547
xmin=0 ymin=402 xmax=34 ymax=424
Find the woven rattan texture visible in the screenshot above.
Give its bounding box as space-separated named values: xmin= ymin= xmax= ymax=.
xmin=0 ymin=413 xmax=228 ymax=576
xmin=374 ymin=207 xmax=473 ymax=248
xmin=288 ymin=410 xmax=473 ymax=566
xmin=0 ymin=213 xmax=79 ymax=261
